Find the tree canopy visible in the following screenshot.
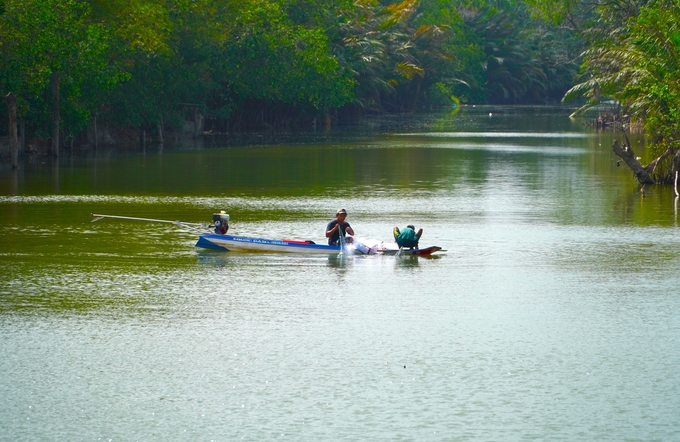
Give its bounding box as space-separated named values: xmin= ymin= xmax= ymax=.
xmin=1 ymin=0 xmax=582 ymax=141
xmin=536 ymin=0 xmax=680 ymax=180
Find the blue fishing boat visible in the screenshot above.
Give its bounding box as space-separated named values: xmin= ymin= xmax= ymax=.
xmin=91 ymin=212 xmax=442 ymax=255
xmin=195 ymin=234 xmax=343 ymax=253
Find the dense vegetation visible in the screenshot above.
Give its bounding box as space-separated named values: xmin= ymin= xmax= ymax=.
xmin=2 ymin=0 xmax=678 ymax=178
xmin=1 ymin=0 xmax=581 ymax=144
xmin=530 ymin=0 xmax=680 ymax=181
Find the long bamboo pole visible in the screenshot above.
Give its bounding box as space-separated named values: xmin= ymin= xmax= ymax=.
xmin=92 ymin=213 xmax=183 ymax=224
xmin=90 ymin=213 xmax=208 ymax=233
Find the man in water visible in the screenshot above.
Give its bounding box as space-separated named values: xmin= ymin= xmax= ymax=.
xmin=326 ymin=208 xmax=355 ymax=245
xmin=393 ymin=224 xmax=423 ymax=249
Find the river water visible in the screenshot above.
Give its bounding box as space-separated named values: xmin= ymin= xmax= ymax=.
xmin=1 ymin=106 xmax=679 ymax=440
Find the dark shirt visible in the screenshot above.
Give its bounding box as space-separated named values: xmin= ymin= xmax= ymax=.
xmin=326 ymin=219 xmax=351 ymax=245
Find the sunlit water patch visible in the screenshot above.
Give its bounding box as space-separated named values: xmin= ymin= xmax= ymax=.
xmin=397 ymin=131 xmax=593 ymax=138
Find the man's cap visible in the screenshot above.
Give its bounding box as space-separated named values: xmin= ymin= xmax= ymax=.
xmin=336 ymin=208 xmax=347 ymax=216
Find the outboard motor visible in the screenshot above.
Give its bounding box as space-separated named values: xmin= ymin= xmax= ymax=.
xmin=213 ymin=211 xmax=230 ymax=235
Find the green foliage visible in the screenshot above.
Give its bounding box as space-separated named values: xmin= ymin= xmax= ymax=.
xmin=430 ymin=82 xmax=460 ymax=106
xmin=454 ymin=0 xmax=581 ymax=104
xmin=220 ymin=0 xmax=354 ymax=109
xmin=0 ymin=0 xmax=585 ymax=143
xmin=562 ymin=0 xmax=680 ymax=178
xmin=0 ymin=0 xmax=125 ymax=136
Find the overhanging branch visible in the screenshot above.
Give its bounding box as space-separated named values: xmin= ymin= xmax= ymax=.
xmin=612 ymin=139 xmax=655 ymax=184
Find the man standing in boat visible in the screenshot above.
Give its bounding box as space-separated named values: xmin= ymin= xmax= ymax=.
xmin=326 ymin=208 xmax=355 ymax=245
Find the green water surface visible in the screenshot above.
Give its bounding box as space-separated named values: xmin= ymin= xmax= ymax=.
xmin=1 ymin=106 xmax=678 ymax=440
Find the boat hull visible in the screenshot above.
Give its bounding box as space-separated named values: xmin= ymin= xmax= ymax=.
xmin=380 ymin=246 xmax=442 ymax=255
xmin=196 ymin=234 xmax=342 ymax=254
xmin=196 ymin=234 xmax=443 ymax=256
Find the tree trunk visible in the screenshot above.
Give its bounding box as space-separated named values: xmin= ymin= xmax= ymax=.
xmin=195 ymin=113 xmax=203 ymax=138
xmin=612 ymin=139 xmax=655 ymax=185
xmin=51 ymin=72 xmax=60 ymax=158
xmin=6 ymin=92 xmax=19 ymax=169
xmin=20 ymin=119 xmax=25 ymax=154
xmin=673 ymin=152 xmax=679 ymax=196
xmin=157 ymin=115 xmax=164 ymax=144
xmin=643 ymin=146 xmax=673 ymax=177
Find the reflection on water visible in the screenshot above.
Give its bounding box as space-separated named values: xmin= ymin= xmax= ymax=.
xmin=393 ymin=254 xmax=422 ymax=269
xmin=326 ymin=253 xmax=350 ymax=270
xmin=397 ymin=131 xmax=592 ymax=138
xmin=1 ymin=107 xmax=679 ymax=441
